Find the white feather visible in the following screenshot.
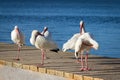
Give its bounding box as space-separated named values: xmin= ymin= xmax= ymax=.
xmin=30 ymin=30 xmax=58 ymax=50
xmin=30 ymin=30 xmax=39 ymax=45
xmin=11 ymin=26 xmax=24 ymax=45
xmin=35 ymin=35 xmax=57 ymax=50
xmin=62 ymin=32 xmax=99 ymax=58
xmin=62 ymin=33 xmax=80 ymax=52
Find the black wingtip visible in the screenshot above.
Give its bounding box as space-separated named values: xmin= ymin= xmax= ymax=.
xmin=50 ymin=48 xmax=60 ymax=53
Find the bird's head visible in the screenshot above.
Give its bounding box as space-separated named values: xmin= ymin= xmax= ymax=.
xmin=14 ymin=25 xmax=18 ymax=29
xmin=79 ymin=20 xmax=85 ymax=34
xmin=44 ymin=27 xmax=48 ymax=32
xmin=80 ymin=20 xmax=84 ymax=27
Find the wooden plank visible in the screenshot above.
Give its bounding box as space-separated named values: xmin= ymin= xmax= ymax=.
xmin=22 ymin=64 xmax=30 ymax=70
xmin=5 ymin=61 xmax=13 ymax=67
xmin=64 ymin=72 xmax=74 ymax=79
xmin=38 ymin=67 xmax=47 ymax=73
xmin=84 ymin=76 xmax=94 ymax=80
xmin=0 ymin=60 xmax=6 ymax=65
xmin=55 ymin=70 xmax=64 ymax=77
xmin=74 ymin=74 xmax=83 ymax=80
xmin=13 ymin=62 xmax=22 ymax=68
xmin=47 ymin=69 xmax=55 ymax=75
xmin=29 ymin=65 xmax=38 ymax=72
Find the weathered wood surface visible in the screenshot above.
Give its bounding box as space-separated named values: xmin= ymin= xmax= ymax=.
xmin=0 ymin=43 xmax=120 ymax=80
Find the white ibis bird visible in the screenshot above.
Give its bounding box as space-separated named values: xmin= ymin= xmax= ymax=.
xmin=62 ymin=21 xmax=85 ymax=52
xmin=30 ymin=27 xmax=59 ymax=65
xmin=11 ymin=26 xmax=25 ymax=61
xmin=75 ymin=32 xmax=99 ymax=71
xmin=62 ymin=21 xmax=99 ymax=71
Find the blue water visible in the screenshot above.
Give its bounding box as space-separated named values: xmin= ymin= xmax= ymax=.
xmin=0 ymin=0 xmax=120 ymax=58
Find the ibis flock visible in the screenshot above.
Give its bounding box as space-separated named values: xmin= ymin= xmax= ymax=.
xmin=11 ymin=20 xmax=99 ymax=71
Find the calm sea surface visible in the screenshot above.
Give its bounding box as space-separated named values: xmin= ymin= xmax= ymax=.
xmin=0 ymin=0 xmax=120 ymax=58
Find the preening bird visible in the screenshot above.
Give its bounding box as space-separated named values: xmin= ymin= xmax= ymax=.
xmin=62 ymin=21 xmax=99 ymax=71
xmin=75 ymin=32 xmax=99 ymax=71
xmin=11 ymin=26 xmax=25 ymax=61
xmin=30 ymin=27 xmax=59 ymax=65
xmin=62 ymin=21 xmax=85 ymax=52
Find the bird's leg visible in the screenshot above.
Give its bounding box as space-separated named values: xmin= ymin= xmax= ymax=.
xmin=44 ymin=50 xmax=47 ymax=60
xmin=41 ymin=49 xmax=45 ymax=65
xmin=80 ymin=54 xmax=84 ymax=71
xmin=18 ymin=46 xmax=20 ymax=59
xmin=84 ymin=53 xmax=91 ymax=71
xmin=15 ymin=45 xmax=21 ymax=61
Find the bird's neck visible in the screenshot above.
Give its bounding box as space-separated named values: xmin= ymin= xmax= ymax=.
xmin=42 ymin=29 xmax=48 ymax=36
xmin=80 ymin=26 xmax=86 ymax=34
xmin=15 ymin=28 xmax=19 ymax=33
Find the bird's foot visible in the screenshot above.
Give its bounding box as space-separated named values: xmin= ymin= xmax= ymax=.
xmin=80 ymin=67 xmax=84 ymax=71
xmin=84 ymin=67 xmax=91 ymax=71
xmin=80 ymin=67 xmax=91 ymax=71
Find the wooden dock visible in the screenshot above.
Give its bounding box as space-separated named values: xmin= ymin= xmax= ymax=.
xmin=0 ymin=43 xmax=120 ymax=80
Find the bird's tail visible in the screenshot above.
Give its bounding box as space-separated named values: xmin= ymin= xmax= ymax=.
xmin=50 ymin=48 xmax=60 ymax=53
